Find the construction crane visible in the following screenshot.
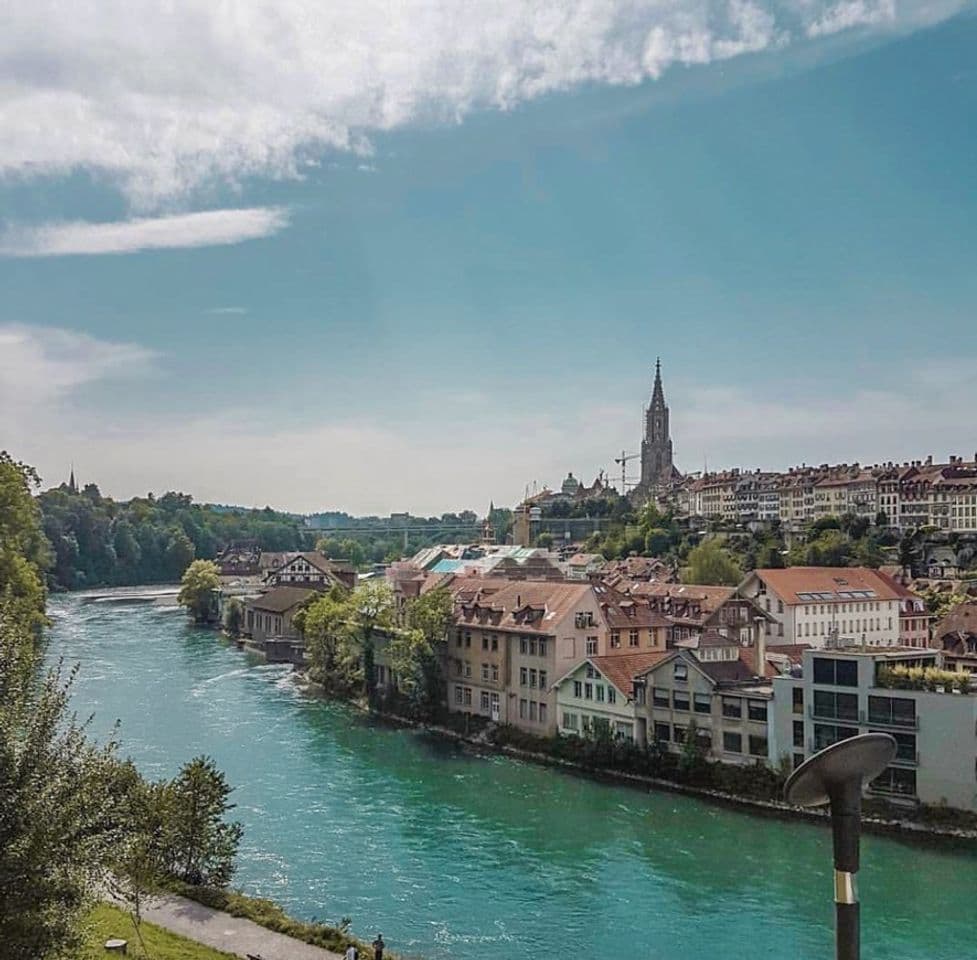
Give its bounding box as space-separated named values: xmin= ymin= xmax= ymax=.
xmin=614 ymin=449 xmax=639 ymax=494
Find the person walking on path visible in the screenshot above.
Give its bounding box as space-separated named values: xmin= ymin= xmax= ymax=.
xmin=345 ymin=944 xmax=358 ymax=960
xmin=372 ymin=933 xmax=385 ymax=960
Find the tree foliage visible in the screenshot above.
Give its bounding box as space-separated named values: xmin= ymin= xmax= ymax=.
xmin=178 ymin=559 xmax=221 ymax=623
xmin=0 ymin=452 xmax=50 ymax=630
xmin=386 ymin=588 xmax=453 ymax=716
xmin=38 ymin=484 xmax=312 ymax=590
xmin=0 ymin=608 xmax=121 ymax=959
xmin=682 ymin=539 xmax=743 ymax=586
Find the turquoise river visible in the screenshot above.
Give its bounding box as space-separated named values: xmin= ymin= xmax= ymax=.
xmin=50 ymin=591 xmax=977 ymax=960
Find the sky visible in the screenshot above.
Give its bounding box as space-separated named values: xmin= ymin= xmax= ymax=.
xmin=1 ymin=1 xmax=976 ymax=516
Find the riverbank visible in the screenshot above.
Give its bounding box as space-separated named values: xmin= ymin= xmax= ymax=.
xmin=290 ymin=671 xmax=977 ymax=846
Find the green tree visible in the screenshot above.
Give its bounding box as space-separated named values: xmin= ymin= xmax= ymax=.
xmin=0 ymin=452 xmax=50 ymax=630
xmin=536 ymin=532 xmax=554 ymax=549
xmin=682 ymin=539 xmax=742 ymax=586
xmin=0 ymin=608 xmax=120 ymax=959
xmin=224 ymin=597 xmax=244 ymax=636
xmin=177 ymin=559 xmax=221 ymax=623
xmin=165 ymin=756 xmax=243 ymax=887
xmin=388 ymin=588 xmax=453 ymax=716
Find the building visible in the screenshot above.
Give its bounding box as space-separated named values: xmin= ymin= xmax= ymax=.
xmin=770 ymin=646 xmax=977 ymax=811
xmin=444 ymin=578 xmax=606 ymax=735
xmin=566 ymin=552 xmax=606 ymax=580
xmin=738 ymin=567 xmax=904 ymax=648
xmin=553 ymin=652 xmax=670 ymax=744
xmin=265 ymin=551 xmax=356 ymax=590
xmin=592 ymin=584 xmax=671 ymax=655
xmin=934 ymin=601 xmax=977 ymax=673
xmin=633 ymin=359 xmax=679 ymax=501
xmin=244 ymin=585 xmax=317 ymax=645
xmin=633 ymin=649 xmax=775 ymax=766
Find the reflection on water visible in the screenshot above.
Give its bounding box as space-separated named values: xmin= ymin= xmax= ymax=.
xmin=48 ymin=591 xmax=977 ymax=960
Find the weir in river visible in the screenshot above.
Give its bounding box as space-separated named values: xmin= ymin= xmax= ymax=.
xmin=50 ymin=591 xmax=977 ymax=960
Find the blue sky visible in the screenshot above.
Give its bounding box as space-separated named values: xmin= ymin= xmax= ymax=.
xmin=1 ymin=2 xmax=976 ymax=514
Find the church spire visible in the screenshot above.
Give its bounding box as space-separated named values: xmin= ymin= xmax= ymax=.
xmin=651 ymin=357 xmax=664 ymax=405
xmin=68 ymin=464 xmax=77 ymax=494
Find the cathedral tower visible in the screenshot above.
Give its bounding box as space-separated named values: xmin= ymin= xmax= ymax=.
xmin=638 ymin=358 xmax=674 ymax=491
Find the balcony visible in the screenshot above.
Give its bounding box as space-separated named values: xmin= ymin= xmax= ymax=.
xmin=866 ymin=713 xmax=919 ymax=730
xmin=808 ymin=704 xmax=863 ymax=724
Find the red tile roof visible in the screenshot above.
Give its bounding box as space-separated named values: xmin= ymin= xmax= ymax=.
xmin=586 ymin=652 xmax=673 ymax=696
xmin=753 ymin=567 xmax=903 ymax=605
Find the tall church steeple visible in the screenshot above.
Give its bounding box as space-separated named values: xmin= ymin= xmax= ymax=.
xmin=68 ymin=465 xmax=77 ymax=494
xmin=637 ymin=358 xmax=675 ymax=494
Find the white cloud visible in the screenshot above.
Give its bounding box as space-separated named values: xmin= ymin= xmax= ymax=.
xmin=0 ymin=208 xmax=289 ymax=257
xmin=1 ymin=1 xmax=965 ymax=206
xmin=0 ymin=324 xmax=155 ymax=405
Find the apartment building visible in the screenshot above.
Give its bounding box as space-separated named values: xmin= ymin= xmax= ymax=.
xmin=444 ymin=578 xmax=605 ymax=736
xmin=770 ymin=647 xmax=977 ymax=811
xmin=553 ymin=652 xmax=670 ymax=744
xmin=633 ymin=648 xmax=775 ymax=765
xmin=738 ymin=567 xmax=903 ymax=648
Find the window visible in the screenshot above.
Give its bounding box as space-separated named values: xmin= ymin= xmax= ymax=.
xmin=813 ymin=657 xmax=858 ymax=687
xmin=813 ymin=723 xmax=858 ymax=751
xmin=584 ymin=683 xmax=593 ymax=700
xmin=748 ymin=735 xmax=768 ymax=757
xmin=520 ymin=667 xmax=528 ymax=686
xmin=611 ymin=631 xmax=621 ymax=648
xmin=519 ymin=698 xmax=527 ymax=719
xmin=539 ymin=670 xmax=547 ymax=689
xmin=454 ymin=685 xmax=463 ymax=705
xmin=615 ymin=721 xmax=634 ymax=741
xmin=870 ymin=730 xmax=916 ymax=764
xmin=723 ymin=731 xmax=742 ymax=753
xmin=538 ymin=639 xmax=547 ymax=657
xmin=722 ymin=697 xmax=742 ymax=719
xmin=574 ymin=680 xmax=582 ymax=698
xmin=792 ymin=687 xmax=804 ymax=714
xmin=813 ymin=690 xmax=859 ymax=722
xmin=481 ymin=663 xmax=489 ymax=681
xmin=463 ymin=688 xmax=472 ymax=706
xmin=482 ymin=636 xmax=488 ymax=651
xmin=465 ymin=634 xmax=471 ymax=648
xmin=490 ymin=692 xmax=499 ymax=715
xmin=586 ymin=636 xmax=598 ymax=655
xmin=596 ymin=685 xmax=605 ymax=703
xmin=793 ymin=720 xmax=804 ymax=748
xmin=530 ymin=701 xmax=538 ymax=721
xmin=529 ymin=639 xmax=537 ymax=656
xmin=673 ymin=725 xmax=688 ymax=744
xmin=629 ymin=629 xmax=639 ymax=647
xmin=491 ymin=636 xmax=498 ymax=652
xmin=480 ymin=691 xmax=490 ymax=711
xmin=652 ymin=687 xmax=669 ymax=707
xmin=529 ymin=669 xmax=537 ymax=688
xmin=520 ymin=637 xmax=528 ymax=655
xmin=607 ymin=686 xmax=617 ymax=705
xmin=455 ymin=634 xmax=462 ymax=648
xmin=748 ymin=700 xmax=768 ymax=722
xmin=694 ymin=693 xmax=711 ymax=714
xmin=871 ymin=766 xmax=917 ymax=797
xmin=539 ymin=703 xmax=547 ymax=725
xmin=491 ymin=664 xmax=499 ymax=682
xmin=695 ymin=728 xmax=712 ymax=750
xmin=673 ymin=691 xmax=689 ymax=711
xmin=867 ymin=696 xmax=916 ymax=728
xmin=563 ymin=711 xmax=579 ymax=730
xmin=453 ymin=659 xmax=462 ymax=676
xmin=654 ymin=722 xmax=671 ymax=742
xmin=464 ymin=662 xmax=472 ymax=678
xmin=673 ymin=662 xmax=688 ymax=682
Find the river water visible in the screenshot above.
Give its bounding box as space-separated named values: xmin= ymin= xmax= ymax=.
xmin=49 ymin=591 xmax=976 ymax=959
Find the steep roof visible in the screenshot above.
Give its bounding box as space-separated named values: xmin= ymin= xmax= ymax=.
xmin=249 ymin=586 xmax=317 ymax=613
xmin=935 ymin=601 xmax=977 ymax=640
xmin=554 ymin=652 xmax=672 ymax=696
xmin=751 ymin=567 xmax=902 ymax=605
xmin=450 ymin=579 xmax=597 ymax=634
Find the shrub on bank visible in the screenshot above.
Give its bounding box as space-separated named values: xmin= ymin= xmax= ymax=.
xmin=487 ymin=724 xmax=787 ymax=802
xmin=170 ymin=883 xmax=386 ymax=958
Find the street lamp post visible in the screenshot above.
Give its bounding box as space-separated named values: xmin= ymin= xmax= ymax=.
xmin=784 ymin=733 xmax=897 ymax=960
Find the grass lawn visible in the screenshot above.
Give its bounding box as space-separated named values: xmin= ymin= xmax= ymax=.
xmin=81 ymin=903 xmax=239 ymax=960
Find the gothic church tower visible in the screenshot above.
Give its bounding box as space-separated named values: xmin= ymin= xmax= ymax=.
xmin=639 ymin=358 xmax=674 ymax=491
